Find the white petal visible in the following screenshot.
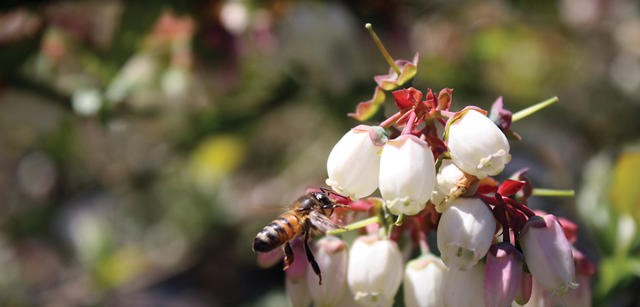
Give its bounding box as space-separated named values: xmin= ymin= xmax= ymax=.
xmin=447 ymin=110 xmax=511 ymax=178
xmin=437 ymin=197 xmax=496 ymax=270
xmin=327 ymin=126 xmax=384 ymax=199
xmin=443 ymin=263 xmax=486 ymax=307
xmin=379 ymin=135 xmax=436 ymax=215
xmin=404 ymin=254 xmax=448 ymax=307
xmin=307 ymin=236 xmax=348 ymax=306
xmin=347 ymin=236 xmax=403 ymax=307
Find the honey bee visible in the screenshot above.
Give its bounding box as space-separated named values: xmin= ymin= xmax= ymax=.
xmin=253 ymin=189 xmax=344 ymax=285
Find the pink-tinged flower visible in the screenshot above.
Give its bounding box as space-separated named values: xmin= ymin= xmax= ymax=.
xmin=520 ymin=214 xmax=577 ymax=294
xmin=556 ymin=248 xmax=594 ymax=307
xmin=404 ymin=254 xmax=448 ymax=307
xmin=306 ymin=236 xmax=348 ymax=307
xmin=484 ymin=243 xmax=524 ymax=307
xmin=256 ymin=246 xmax=282 ymax=268
xmin=326 ymin=125 xmax=387 ymax=199
xmin=515 ymin=272 xmax=533 ymax=305
xmin=285 ymin=240 xmax=311 ymax=307
xmin=437 ymin=197 xmax=496 ymax=270
xmin=379 ymin=135 xmax=436 ymax=216
xmin=286 ymin=276 xmax=311 ymax=307
xmin=443 ymin=263 xmax=486 ymax=307
xmin=557 ymin=274 xmax=591 ymax=307
xmin=430 ymin=159 xmax=466 ymax=212
xmin=446 ymin=109 xmax=511 ymax=179
xmin=347 ymin=235 xmax=403 ymax=307
xmin=520 ymin=278 xmax=553 ymax=307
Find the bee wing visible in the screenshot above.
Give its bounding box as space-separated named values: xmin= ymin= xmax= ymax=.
xmin=309 ymin=211 xmax=344 ymax=233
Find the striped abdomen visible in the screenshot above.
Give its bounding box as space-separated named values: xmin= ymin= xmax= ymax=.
xmin=253 ymin=212 xmax=303 ymax=252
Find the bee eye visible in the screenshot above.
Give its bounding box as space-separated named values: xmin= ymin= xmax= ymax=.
xmin=315 ymin=193 xmax=329 ymax=203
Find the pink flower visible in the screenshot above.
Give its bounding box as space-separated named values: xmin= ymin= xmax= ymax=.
xmin=515 ymin=272 xmax=533 ymax=305
xmin=484 ymin=243 xmax=523 ymax=307
xmin=520 ymin=214 xmax=577 ymax=294
xmin=285 ymin=240 xmax=311 ymax=307
xmin=557 ymin=248 xmax=594 ymax=307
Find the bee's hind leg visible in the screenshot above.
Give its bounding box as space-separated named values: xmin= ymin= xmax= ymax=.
xmin=283 ymin=241 xmax=294 ymax=271
xmin=303 ymin=226 xmax=322 ymax=285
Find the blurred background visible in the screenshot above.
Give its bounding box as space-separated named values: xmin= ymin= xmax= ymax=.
xmin=0 ymin=0 xmax=639 ymax=306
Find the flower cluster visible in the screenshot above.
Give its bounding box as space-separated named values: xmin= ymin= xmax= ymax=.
xmin=257 ymin=25 xmax=594 ymax=307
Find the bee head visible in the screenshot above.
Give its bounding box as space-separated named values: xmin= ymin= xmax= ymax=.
xmin=298 ymin=196 xmax=316 ymax=212
xmin=313 ymin=192 xmax=338 ymax=217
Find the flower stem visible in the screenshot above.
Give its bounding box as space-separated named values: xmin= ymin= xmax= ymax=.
xmin=379 ymin=111 xmax=404 ymax=128
xmin=365 ymin=23 xmax=401 ymax=75
xmin=512 ymin=96 xmax=558 ymax=122
xmin=401 ymin=111 xmax=417 ymax=134
xmin=532 ymin=188 xmax=575 ymax=197
xmin=414 ymin=219 xmax=430 ymax=255
xmin=394 ymin=213 xmax=405 ymax=226
xmin=326 ymin=216 xmax=380 ymax=235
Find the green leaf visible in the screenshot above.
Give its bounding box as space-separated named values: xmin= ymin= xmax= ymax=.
xmin=610 ymin=149 xmax=640 ymax=225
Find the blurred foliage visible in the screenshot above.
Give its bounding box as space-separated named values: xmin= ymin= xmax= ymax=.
xmin=577 ymin=147 xmax=640 ymax=306
xmin=0 ymin=0 xmax=639 ymax=306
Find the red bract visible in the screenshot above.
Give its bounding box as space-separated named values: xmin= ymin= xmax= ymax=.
xmin=392 ymin=87 xmax=423 ymax=111
xmin=425 ymin=135 xmax=447 ymax=158
xmin=437 ymin=88 xmax=453 ymax=111
xmin=573 ymin=248 xmax=596 ymax=277
xmin=497 ymin=179 xmax=526 ymax=196
xmin=510 ymin=168 xmax=533 ymax=201
xmin=489 ymin=96 xmax=522 ymax=141
xmin=558 ymin=216 xmax=579 ymax=244
xmin=479 ymin=179 xmax=535 ymax=234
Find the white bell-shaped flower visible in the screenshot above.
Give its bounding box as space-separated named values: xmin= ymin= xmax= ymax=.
xmin=286 ymin=276 xmax=311 ymax=307
xmin=446 ymin=109 xmax=511 ymax=179
xmin=307 ymin=236 xmax=349 ymax=307
xmin=443 ymin=263 xmax=486 ymax=307
xmin=437 ymin=197 xmax=496 ymax=270
xmin=347 ymin=235 xmax=403 ymax=307
xmin=430 ymin=159 xmax=466 ymax=212
xmin=520 ymin=214 xmax=577 ymax=294
xmin=404 ymin=254 xmax=448 ymax=307
xmin=379 ymin=134 xmax=436 ymax=216
xmin=327 ymin=125 xmax=387 ymax=199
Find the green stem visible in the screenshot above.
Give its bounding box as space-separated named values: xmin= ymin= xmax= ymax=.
xmin=387 ymin=222 xmax=395 ymax=239
xmin=365 ymin=23 xmax=401 ymax=75
xmin=532 ymin=188 xmax=575 ymax=197
xmin=512 ymin=96 xmax=558 ymax=122
xmin=394 ymin=213 xmax=405 ymax=226
xmin=326 ymin=216 xmax=380 ymax=235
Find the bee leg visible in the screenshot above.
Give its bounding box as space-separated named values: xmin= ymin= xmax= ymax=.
xmin=303 ymin=227 xmax=322 ymax=285
xmin=283 ymin=241 xmax=294 ymax=271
